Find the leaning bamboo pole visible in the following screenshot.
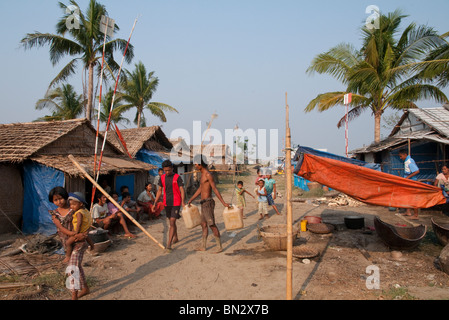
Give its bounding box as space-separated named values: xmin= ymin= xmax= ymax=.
xmin=68 ymin=155 xmax=166 ymax=251
xmin=285 ymin=92 xmax=293 ymax=300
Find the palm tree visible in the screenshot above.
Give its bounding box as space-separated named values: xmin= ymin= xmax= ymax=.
xmin=306 ymin=10 xmax=448 ymax=143
xmin=35 ymin=83 xmax=84 ymax=121
xmin=97 ymin=89 xmax=131 ymax=128
xmin=414 ymin=31 xmax=449 ymax=88
xmin=20 ymin=0 xmax=134 ymax=121
xmin=120 ymin=61 xmax=178 ymax=128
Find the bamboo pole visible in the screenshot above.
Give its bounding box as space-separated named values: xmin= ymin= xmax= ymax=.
xmin=96 ymin=16 xmax=139 ymax=182
xmin=92 ymin=16 xmax=110 ymax=206
xmin=68 ymin=155 xmax=166 ymax=251
xmin=285 ymin=92 xmax=293 ymax=300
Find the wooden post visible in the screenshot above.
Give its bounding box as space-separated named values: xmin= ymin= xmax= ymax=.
xmin=68 ymin=155 xmax=166 ymax=251
xmin=285 ymin=92 xmax=293 ymax=300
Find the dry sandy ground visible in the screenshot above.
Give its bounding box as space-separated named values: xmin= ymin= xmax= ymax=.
xmin=80 ymin=169 xmax=449 ymax=301
xmin=1 ymin=168 xmax=449 ymax=302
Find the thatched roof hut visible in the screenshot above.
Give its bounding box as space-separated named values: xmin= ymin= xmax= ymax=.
xmin=104 ymin=127 xmax=197 ymax=192
xmin=0 ymin=118 xmax=153 ymax=176
xmin=0 ymin=119 xmax=155 ymax=235
xmin=105 ymin=126 xmax=173 ymax=157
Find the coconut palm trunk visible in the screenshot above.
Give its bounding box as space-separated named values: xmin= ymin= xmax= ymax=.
xmin=374 ymin=110 xmax=383 ymax=143
xmin=87 ymin=62 xmax=95 ymax=120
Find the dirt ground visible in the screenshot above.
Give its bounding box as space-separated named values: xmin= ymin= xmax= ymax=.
xmin=1 ymin=166 xmax=449 ymax=301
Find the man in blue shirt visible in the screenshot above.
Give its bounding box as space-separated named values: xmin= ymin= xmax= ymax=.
xmin=399 ymin=149 xmax=420 ymax=219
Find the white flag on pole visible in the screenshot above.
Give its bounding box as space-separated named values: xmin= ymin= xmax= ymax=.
xmin=344 ymin=93 xmax=352 ymax=105
xmin=100 ymin=15 xmax=115 ymax=37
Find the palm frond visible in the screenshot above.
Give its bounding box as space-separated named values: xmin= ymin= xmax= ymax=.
xmin=306 ymin=43 xmax=361 ymax=83
xmin=49 ymin=58 xmax=79 ymax=88
xmin=20 ymin=33 xmax=83 ymax=65
xmin=336 ymin=106 xmax=366 ymax=128
xmin=146 ymin=105 xmax=167 ymax=123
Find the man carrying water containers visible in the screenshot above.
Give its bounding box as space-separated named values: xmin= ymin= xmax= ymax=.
xmin=188 ymin=154 xmax=230 ymax=253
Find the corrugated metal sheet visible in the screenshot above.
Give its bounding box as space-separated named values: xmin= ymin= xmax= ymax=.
xmin=408 ymin=107 xmax=449 ymax=138
xmin=351 ymin=107 xmax=449 ymax=154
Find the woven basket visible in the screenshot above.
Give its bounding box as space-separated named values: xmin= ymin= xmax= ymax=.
xmin=259 ymin=224 xmax=299 ymax=251
xmin=92 ymin=239 xmax=112 ymax=253
xmin=292 ymin=245 xmax=319 ymax=259
xmin=307 ymin=223 xmax=334 ymax=234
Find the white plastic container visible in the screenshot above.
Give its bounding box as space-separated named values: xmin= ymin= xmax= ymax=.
xmin=223 ymin=205 xmax=244 ymax=231
xmin=182 ymin=204 xmax=202 ymax=229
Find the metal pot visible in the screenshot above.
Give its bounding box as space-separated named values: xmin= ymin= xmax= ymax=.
xmin=344 ymin=216 xmax=365 ymax=229
xmin=88 ymin=229 xmax=109 ymax=243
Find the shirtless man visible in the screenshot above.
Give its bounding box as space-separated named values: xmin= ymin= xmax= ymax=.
xmin=188 ymin=154 xmax=230 ymax=253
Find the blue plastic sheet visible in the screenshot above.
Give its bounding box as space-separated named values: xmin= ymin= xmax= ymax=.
xmin=294 ymin=146 xmax=381 ymax=171
xmin=22 ymin=162 xmax=65 ymax=235
xmin=136 ymin=149 xmax=168 ymax=176
xmin=116 ymin=174 xmax=136 ymax=200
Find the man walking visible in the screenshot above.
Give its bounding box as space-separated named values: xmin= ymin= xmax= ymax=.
xmin=153 ymin=160 xmax=186 ymax=251
xmin=188 ymin=155 xmax=230 ymax=253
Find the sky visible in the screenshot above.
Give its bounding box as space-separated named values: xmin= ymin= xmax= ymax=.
xmin=1 ymin=0 xmax=448 ymax=157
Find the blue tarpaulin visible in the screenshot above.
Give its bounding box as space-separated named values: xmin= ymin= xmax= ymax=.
xmin=294 ymin=146 xmax=381 ymax=171
xmin=293 ymin=146 xmax=381 ymax=191
xmin=136 ymin=149 xmax=168 ymax=176
xmin=22 ymin=162 xmax=65 ymax=235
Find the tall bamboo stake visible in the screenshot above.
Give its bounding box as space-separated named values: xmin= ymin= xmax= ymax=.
xmin=92 ymin=16 xmax=110 ymax=206
xmin=68 ymin=155 xmax=166 ymax=251
xmin=285 ymin=92 xmax=293 ymax=300
xmin=96 ymin=16 xmax=139 ymax=182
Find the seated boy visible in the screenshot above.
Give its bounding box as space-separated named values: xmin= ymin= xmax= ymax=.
xmin=121 ymin=191 xmax=143 ymax=221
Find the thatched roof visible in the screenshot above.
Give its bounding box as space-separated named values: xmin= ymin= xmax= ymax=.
xmin=0 ymin=119 xmax=156 ymax=176
xmin=30 ymin=155 xmax=154 ymax=177
xmin=105 ymin=126 xmax=173 ymax=157
xmin=0 ymin=119 xmax=91 ymax=163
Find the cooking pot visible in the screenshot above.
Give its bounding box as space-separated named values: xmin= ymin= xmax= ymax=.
xmin=344 ymin=216 xmax=365 ymax=229
xmin=304 ymin=216 xmax=322 ymax=224
xmin=88 ymin=229 xmax=109 ymax=243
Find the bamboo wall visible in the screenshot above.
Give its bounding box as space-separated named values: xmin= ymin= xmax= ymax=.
xmin=0 ymin=165 xmax=23 ymax=234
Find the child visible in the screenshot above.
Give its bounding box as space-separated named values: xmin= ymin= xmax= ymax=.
xmin=66 ymin=192 xmax=94 ymax=263
xmin=264 ymin=172 xmax=281 ymax=215
xmin=235 ymin=181 xmax=255 ymax=219
xmin=121 ymin=191 xmax=143 ymax=222
xmin=255 ymin=169 xmax=264 ymax=185
xmin=256 ymin=179 xmax=268 ymax=220
xmin=254 ymin=168 xmax=264 ymax=195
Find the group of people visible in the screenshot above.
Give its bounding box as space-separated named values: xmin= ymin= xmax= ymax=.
xmin=232 ymin=168 xmax=282 ymax=221
xmin=48 ymin=155 xmax=240 ymax=299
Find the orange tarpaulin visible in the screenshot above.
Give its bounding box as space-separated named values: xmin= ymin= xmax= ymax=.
xmin=296 ymin=153 xmax=447 ymax=209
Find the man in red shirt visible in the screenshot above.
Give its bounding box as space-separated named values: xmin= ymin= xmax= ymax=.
xmin=153 ymin=160 xmax=186 ymax=251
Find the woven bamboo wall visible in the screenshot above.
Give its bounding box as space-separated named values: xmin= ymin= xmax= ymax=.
xmin=0 ymin=165 xmax=23 ymax=234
